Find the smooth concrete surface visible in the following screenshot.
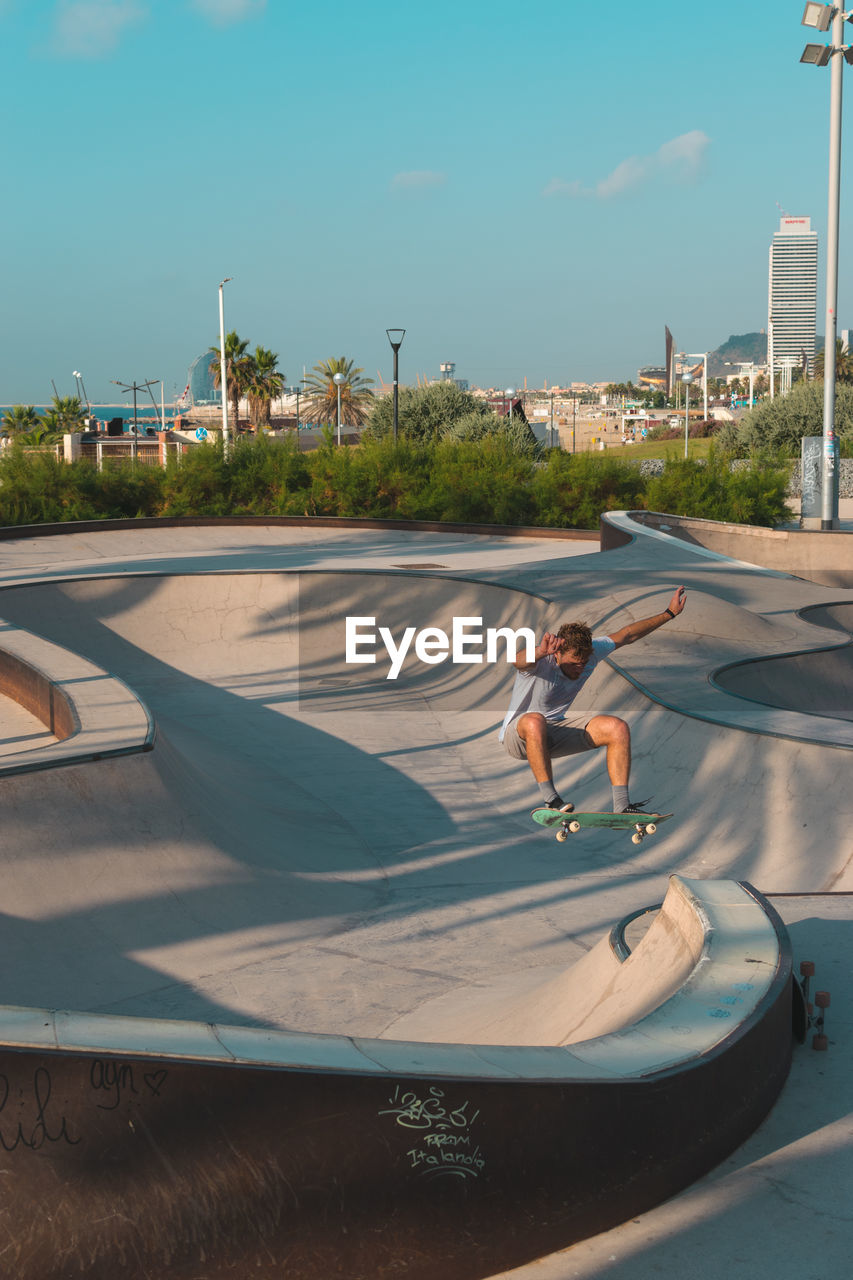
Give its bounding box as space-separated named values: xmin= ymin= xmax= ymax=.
xmin=0 ymin=517 xmax=849 ymax=1276
xmin=498 ymin=894 xmax=850 ymax=1280
xmin=0 ymin=691 xmax=57 ymax=756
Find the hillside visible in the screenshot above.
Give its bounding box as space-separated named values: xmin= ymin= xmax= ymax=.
xmin=708 ymin=333 xmax=767 ymax=376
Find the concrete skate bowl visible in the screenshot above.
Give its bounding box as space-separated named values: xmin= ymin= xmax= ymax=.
xmin=715 ymin=642 xmax=853 ymax=720
xmin=0 ymin=568 xmax=796 ymax=1278
xmin=600 ymin=510 xmax=853 ymax=585
xmin=714 ymin=603 xmax=853 ymax=720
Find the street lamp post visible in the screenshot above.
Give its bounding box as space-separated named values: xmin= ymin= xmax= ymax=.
xmin=386 ymin=329 xmax=405 ymax=443
xmin=682 ymin=372 xmax=693 ymax=459
xmin=333 ymin=372 xmax=346 ymax=446
xmin=505 ymin=387 xmax=516 ymax=427
xmin=800 ymin=0 xmax=851 ymax=527
xmin=219 ymin=277 xmax=233 ymax=459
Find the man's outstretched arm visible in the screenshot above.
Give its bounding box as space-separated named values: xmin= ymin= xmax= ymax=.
xmin=608 ymin=586 xmax=686 ymax=650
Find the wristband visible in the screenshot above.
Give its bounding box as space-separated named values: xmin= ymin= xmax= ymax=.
xmin=664 ymin=607 xmax=675 ymax=619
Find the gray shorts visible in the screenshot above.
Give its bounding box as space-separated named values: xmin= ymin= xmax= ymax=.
xmin=502 ymin=712 xmax=595 ymax=761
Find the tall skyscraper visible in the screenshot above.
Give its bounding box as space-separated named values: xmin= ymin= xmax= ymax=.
xmin=768 ymin=216 xmax=818 ymax=380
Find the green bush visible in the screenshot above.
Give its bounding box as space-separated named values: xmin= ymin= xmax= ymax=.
xmin=721 ymin=380 xmax=853 ymax=457
xmin=365 ymin=381 xmax=495 ymax=442
xmin=0 ymin=448 xmax=165 ymax=523
xmin=643 ymin=448 xmax=790 ymax=525
xmin=227 ymin=433 xmax=311 ymax=515
xmin=530 ymin=451 xmax=647 ymax=528
xmin=414 ymin=440 xmax=537 ymax=524
xmin=440 ymin=410 xmax=542 ymax=457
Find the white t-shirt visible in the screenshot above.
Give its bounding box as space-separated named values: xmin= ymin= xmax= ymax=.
xmin=498 ymin=636 xmax=617 ymax=742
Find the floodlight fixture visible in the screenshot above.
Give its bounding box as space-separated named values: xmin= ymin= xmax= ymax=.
xmin=801 ymin=41 xmax=833 ymax=63
xmin=844 ymin=44 xmax=853 ymax=62
xmin=802 ymin=2 xmax=834 ymax=30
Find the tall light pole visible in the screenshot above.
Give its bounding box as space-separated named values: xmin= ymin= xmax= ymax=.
xmin=800 ymin=0 xmax=850 ymax=527
xmin=682 ymin=372 xmax=693 ymax=459
xmin=333 ymin=372 xmax=346 ymax=446
xmin=72 ymin=370 xmax=91 ymax=415
xmin=386 ymin=329 xmax=405 ymax=443
xmin=219 ymin=277 xmax=233 ymax=458
xmin=505 ymin=387 xmax=516 ymax=426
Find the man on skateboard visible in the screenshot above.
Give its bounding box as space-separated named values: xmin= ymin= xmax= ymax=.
xmin=499 ymin=587 xmax=687 ymax=815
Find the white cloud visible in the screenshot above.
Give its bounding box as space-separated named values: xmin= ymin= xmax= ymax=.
xmin=51 ymin=0 xmax=146 ymax=58
xmin=390 ymin=170 xmax=448 ymax=192
xmin=545 ymin=130 xmax=710 ymax=200
xmin=190 ymin=0 xmax=266 ymax=23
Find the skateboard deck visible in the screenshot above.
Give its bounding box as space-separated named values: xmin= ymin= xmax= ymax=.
xmin=532 ymin=807 xmax=673 ymax=845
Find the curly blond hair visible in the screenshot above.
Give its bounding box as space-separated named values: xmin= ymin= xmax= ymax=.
xmin=554 ymin=622 xmax=593 ymax=661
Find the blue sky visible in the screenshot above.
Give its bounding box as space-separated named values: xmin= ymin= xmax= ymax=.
xmin=0 ymin=0 xmax=848 ymax=401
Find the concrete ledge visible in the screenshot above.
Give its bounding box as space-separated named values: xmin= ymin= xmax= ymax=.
xmin=604 ymin=509 xmax=853 ymax=584
xmin=0 ymin=619 xmax=153 ymax=775
xmin=0 ymin=514 xmax=600 ymax=543
xmin=0 ymin=876 xmax=792 ymax=1279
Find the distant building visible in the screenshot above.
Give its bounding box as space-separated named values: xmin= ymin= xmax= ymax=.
xmin=487 ymin=393 xmax=528 ymax=423
xmin=187 ymin=352 xmax=219 ymax=405
xmin=637 ymin=366 xmax=667 ymax=391
xmin=768 ymin=216 xmax=818 ymax=379
xmin=439 ymin=361 xmax=468 ymax=391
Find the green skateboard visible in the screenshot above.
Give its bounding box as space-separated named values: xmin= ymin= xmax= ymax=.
xmin=532 ymin=807 xmax=673 ymax=846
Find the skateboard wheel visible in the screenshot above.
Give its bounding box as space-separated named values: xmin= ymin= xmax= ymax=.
xmin=556 ymin=829 xmax=568 ymax=843
xmin=812 ymin=1033 xmax=828 ymax=1051
xmin=632 ymin=833 xmax=643 ymax=845
xmin=568 ymin=820 xmax=581 ymax=833
xmin=646 ymin=822 xmax=657 ymax=835
xmin=815 ymin=991 xmax=830 ymax=1008
xmin=800 ymin=960 xmax=815 ymax=977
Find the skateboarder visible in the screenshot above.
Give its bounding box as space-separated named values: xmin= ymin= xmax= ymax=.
xmin=499 ymin=587 xmax=687 ymax=814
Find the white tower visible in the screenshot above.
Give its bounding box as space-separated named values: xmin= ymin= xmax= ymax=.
xmin=768 ymin=216 xmax=818 ymax=383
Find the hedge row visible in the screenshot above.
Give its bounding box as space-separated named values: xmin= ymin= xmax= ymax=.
xmin=0 ymin=435 xmax=792 ymax=530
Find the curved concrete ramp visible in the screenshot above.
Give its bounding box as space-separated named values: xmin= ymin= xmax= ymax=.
xmin=0 ymin=877 xmax=791 ymax=1280
xmin=0 ymin=517 xmax=838 ymax=1276
xmin=383 ymin=874 xmax=775 ymax=1047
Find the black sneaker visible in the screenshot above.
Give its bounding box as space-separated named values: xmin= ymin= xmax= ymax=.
xmin=533 ymin=798 xmax=574 ymax=814
xmin=621 ymin=798 xmax=652 ymax=815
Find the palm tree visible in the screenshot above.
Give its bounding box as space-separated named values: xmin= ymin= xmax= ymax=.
xmin=208 ymin=331 xmax=254 ymax=432
xmin=813 ymin=338 xmax=853 ymax=384
xmin=45 ymin=395 xmax=86 ymax=432
xmin=301 ymin=357 xmax=374 ymax=429
xmin=246 ymin=346 xmax=285 ymax=430
xmin=2 ymin=405 xmax=41 ymax=436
